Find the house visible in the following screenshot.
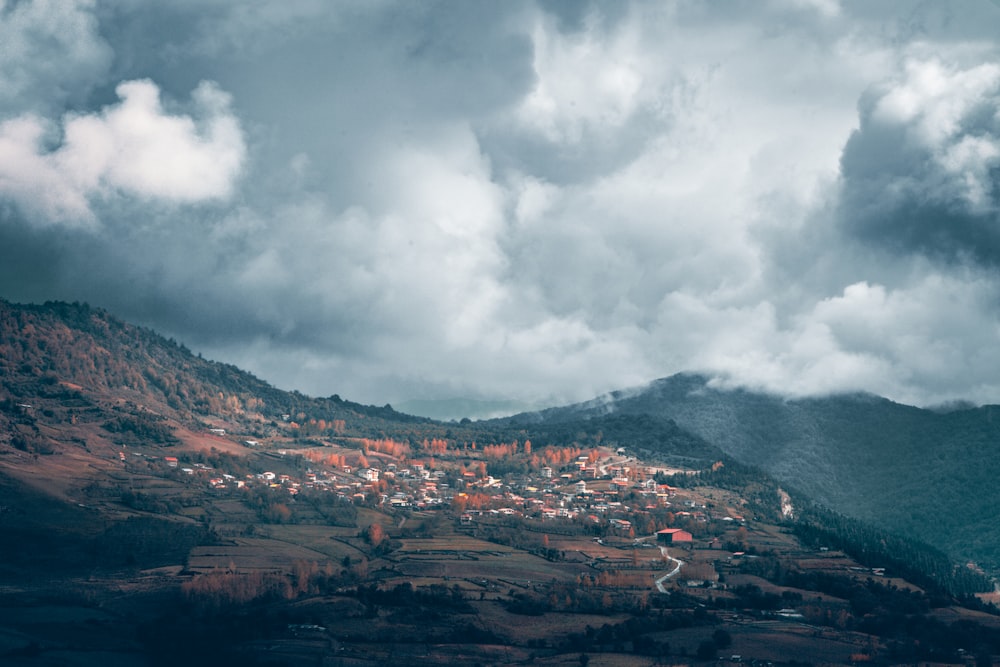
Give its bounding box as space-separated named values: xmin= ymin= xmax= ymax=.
xmin=609 ymin=518 xmax=632 ymax=531
xmin=609 ymin=477 xmax=630 ymax=491
xmin=657 ymin=528 xmax=693 ymax=544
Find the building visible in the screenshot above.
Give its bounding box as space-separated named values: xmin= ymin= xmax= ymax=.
xmin=609 ymin=477 xmax=630 ymax=491
xmin=657 ymin=528 xmax=693 ymax=544
xmin=609 ymin=518 xmax=632 ymax=531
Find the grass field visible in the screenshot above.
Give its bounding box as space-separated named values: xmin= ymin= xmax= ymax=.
xmin=187 ymin=536 xmax=344 ymax=571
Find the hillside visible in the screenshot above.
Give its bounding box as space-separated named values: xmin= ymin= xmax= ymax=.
xmin=502 ymin=373 xmax=1000 ymax=572
xmin=2 ymin=298 xmax=1000 ymax=665
xmin=0 ymin=299 xmax=438 ymax=436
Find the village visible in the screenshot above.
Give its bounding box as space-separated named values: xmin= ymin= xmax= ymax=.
xmin=133 ymin=423 xmax=756 ymax=559
xmin=98 ymin=420 xmax=966 ymax=665
xmin=12 ymin=402 xmax=997 ymax=665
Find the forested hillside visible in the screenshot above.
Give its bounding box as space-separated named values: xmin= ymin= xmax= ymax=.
xmin=0 ymin=299 xmax=490 ymax=447
xmin=502 ymin=374 xmax=1000 ymax=571
xmin=2 ymin=298 xmax=999 ymax=665
xmin=5 ymin=298 xmax=999 ymax=576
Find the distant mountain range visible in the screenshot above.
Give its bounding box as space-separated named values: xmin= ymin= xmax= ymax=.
xmin=395 ymin=397 xmax=541 ymax=421
xmin=500 ymin=374 xmax=1000 ymax=571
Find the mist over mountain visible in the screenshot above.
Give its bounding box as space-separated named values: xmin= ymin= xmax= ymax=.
xmin=502 ymin=374 xmax=1000 ymax=570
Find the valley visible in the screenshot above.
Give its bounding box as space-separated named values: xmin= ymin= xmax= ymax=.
xmin=1 ymin=299 xmax=1000 ymax=666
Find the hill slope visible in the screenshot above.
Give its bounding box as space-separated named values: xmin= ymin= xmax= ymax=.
xmin=3 ymin=299 xmax=1000 ymax=665
xmin=503 ymin=373 xmax=1000 ymax=570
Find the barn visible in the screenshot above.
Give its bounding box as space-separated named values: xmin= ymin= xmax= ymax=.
xmin=657 ymin=528 xmax=693 ymax=544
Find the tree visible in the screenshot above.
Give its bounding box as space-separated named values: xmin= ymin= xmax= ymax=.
xmin=712 ymin=628 xmax=732 ymax=649
xmin=365 ymin=523 xmax=385 ymax=547
xmin=696 ymin=639 xmax=717 ymax=660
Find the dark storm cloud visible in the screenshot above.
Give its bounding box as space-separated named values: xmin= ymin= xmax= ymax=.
xmin=0 ymin=0 xmax=112 ymax=115
xmin=0 ymin=213 xmax=67 ymax=300
xmin=839 ymin=59 xmax=1000 ymax=267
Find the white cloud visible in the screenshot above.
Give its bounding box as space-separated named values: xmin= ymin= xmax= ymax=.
xmin=0 ymin=79 xmax=245 ymax=225
xmin=690 ymin=274 xmax=1000 ymax=406
xmin=773 ymin=0 xmax=841 ymax=19
xmin=516 ymin=8 xmax=648 ymax=144
xmin=0 ymin=115 xmax=94 ymax=222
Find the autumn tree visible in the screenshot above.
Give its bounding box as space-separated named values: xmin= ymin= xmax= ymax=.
xmin=365 ymin=523 xmax=385 ymax=547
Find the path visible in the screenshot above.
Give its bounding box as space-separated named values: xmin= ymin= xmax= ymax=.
xmin=654 ymin=546 xmax=683 ymax=593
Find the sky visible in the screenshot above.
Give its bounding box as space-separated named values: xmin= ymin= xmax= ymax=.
xmin=3 ymin=0 xmax=1000 ymax=415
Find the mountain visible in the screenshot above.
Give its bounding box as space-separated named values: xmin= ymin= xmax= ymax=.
xmin=4 ymin=298 xmax=996 ymax=575
xmin=502 ymin=373 xmax=1000 ymax=571
xmin=0 ymin=297 xmax=492 ymax=458
xmin=395 ymin=396 xmax=540 ymax=421
xmin=0 ymin=298 xmax=724 ymax=467
xmin=4 ymin=298 xmax=1000 ymax=665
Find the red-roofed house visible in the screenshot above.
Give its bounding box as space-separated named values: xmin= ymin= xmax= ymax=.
xmin=657 ymin=528 xmax=693 ymax=544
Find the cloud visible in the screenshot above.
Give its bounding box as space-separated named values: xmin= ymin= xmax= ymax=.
xmin=0 ymin=0 xmax=112 ymax=114
xmin=516 ymin=9 xmax=644 ymax=145
xmin=685 ymin=274 xmax=1000 ymax=406
xmin=4 ymin=0 xmax=1000 ymax=412
xmin=839 ymin=58 xmax=1000 ymax=266
xmin=0 ymin=79 xmax=245 ymax=225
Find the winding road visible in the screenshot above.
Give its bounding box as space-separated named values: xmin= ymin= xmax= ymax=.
xmin=654 ymin=546 xmax=683 ymax=593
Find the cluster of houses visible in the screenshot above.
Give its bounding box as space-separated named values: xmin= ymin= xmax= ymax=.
xmin=151 ymin=451 xmax=466 ymax=506
xmin=142 ymin=433 xmax=747 ymax=540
